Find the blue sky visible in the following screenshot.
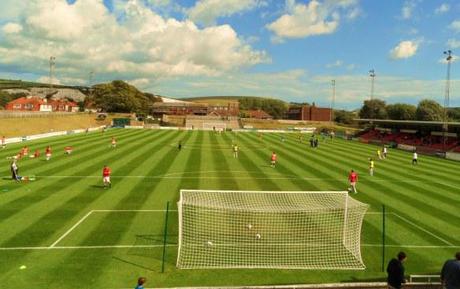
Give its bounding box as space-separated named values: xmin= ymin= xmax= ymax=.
xmin=0 ymin=0 xmax=459 ymax=109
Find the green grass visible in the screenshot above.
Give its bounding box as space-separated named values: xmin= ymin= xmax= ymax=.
xmin=0 ymin=129 xmax=458 ymax=289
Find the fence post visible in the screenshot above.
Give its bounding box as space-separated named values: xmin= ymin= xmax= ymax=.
xmin=382 ymin=204 xmax=386 ymax=272
xmin=161 ymin=201 xmax=170 ymax=273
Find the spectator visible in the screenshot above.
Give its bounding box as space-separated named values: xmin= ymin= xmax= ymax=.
xmin=135 ymin=277 xmax=146 ymax=289
xmin=441 ymin=252 xmax=460 ymax=289
xmin=387 ymin=251 xmax=407 ymax=289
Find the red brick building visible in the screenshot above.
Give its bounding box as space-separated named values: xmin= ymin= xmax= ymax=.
xmin=48 ymin=99 xmax=79 ymax=112
xmin=152 ymin=101 xmax=239 ymax=117
xmin=287 ymin=103 xmax=332 ymax=121
xmin=248 ymin=109 xmax=273 ymax=119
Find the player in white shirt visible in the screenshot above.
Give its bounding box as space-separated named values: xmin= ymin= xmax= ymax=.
xmin=412 ymin=151 xmax=418 ymax=165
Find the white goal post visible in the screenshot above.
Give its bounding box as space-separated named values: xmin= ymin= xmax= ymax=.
xmin=177 ymin=190 xmax=369 ymax=270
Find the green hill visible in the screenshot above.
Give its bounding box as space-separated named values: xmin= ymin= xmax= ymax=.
xmin=0 ymin=79 xmax=88 ymax=90
xmin=183 ymin=95 xmax=285 ymax=103
xmin=183 ymin=96 xmax=289 ymax=119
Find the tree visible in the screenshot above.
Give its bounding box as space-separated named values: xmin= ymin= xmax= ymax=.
xmin=448 ymin=108 xmax=460 ymax=121
xmin=0 ymin=91 xmax=27 ymax=109
xmin=415 ymin=99 xmax=444 ymax=121
xmin=334 ymin=110 xmax=356 ymax=124
xmin=359 ymin=99 xmax=387 ymax=119
xmin=88 ymin=80 xmax=161 ymax=113
xmin=386 ymin=103 xmax=416 ymax=120
xmin=239 ymin=97 xmax=288 ymax=119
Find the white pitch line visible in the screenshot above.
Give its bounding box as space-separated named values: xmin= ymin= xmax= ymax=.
xmin=49 ymin=210 xmax=94 ymax=248
xmin=391 ymin=212 xmax=455 ymax=246
xmin=0 ymin=243 xmax=457 ymax=251
xmin=362 ymin=244 xmax=459 ymax=248
xmin=0 ymin=244 xmax=177 ymax=251
xmin=92 ymin=209 xmax=178 ymax=212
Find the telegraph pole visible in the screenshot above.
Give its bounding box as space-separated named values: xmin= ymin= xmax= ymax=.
xmin=443 ymin=50 xmax=453 ymax=151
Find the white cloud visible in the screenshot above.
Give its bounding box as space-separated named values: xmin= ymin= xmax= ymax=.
xmin=435 ymin=3 xmax=449 ymax=14
xmin=152 ymin=71 xmax=459 ymax=109
xmin=447 ymin=39 xmax=460 ymax=49
xmin=36 ymin=76 xmax=61 ymax=85
xmin=450 ymin=20 xmax=460 ymax=32
xmin=401 ymin=1 xmax=416 ymax=19
xmin=0 ymin=0 xmax=268 ymax=84
xmin=187 ymin=0 xmax=264 ymax=26
xmin=0 ymin=0 xmax=28 ymax=19
xmin=326 ymin=60 xmax=343 ymax=68
xmin=146 ymin=0 xmax=171 ymax=6
xmin=2 ymin=23 xmax=23 ymax=34
xmin=128 ymin=78 xmax=151 ymax=88
xmin=345 ymin=7 xmax=361 ymax=20
xmin=346 ymin=64 xmax=356 ymax=70
xmin=390 ymin=40 xmax=419 ymax=59
xmin=266 ymin=0 xmax=359 ymax=40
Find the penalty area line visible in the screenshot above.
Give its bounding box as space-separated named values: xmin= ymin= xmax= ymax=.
xmin=0 ymin=244 xmax=178 ymax=251
xmin=391 ymin=213 xmax=455 ymax=246
xmin=49 ymin=210 xmax=94 ymax=248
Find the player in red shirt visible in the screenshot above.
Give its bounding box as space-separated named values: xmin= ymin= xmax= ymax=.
xmin=45 ymin=146 xmax=52 ymax=161
xmin=33 ymin=149 xmax=40 ymax=158
xmin=348 ymin=169 xmax=358 ymax=194
xmin=21 ymin=146 xmax=29 ymax=157
xmin=102 ymin=165 xmax=112 ymax=189
xmin=270 ymin=152 xmax=277 ymax=168
xmin=64 ymin=146 xmax=73 ymax=155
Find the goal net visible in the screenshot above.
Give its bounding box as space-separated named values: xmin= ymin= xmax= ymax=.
xmin=203 ymin=122 xmax=226 ymax=131
xmin=177 ymin=190 xmax=369 ymax=270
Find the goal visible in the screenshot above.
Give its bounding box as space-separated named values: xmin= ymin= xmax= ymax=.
xmin=176 ymin=190 xmax=369 ymax=270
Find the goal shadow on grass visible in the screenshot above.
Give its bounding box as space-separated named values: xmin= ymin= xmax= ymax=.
xmin=127 ymin=234 xmax=177 ymax=258
xmin=113 ymin=234 xmax=178 ymax=272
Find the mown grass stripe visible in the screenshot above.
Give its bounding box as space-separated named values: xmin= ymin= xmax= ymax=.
xmin=264 ymin=133 xmax=459 ymax=246
xmin=0 ymin=129 xmax=145 ymax=198
xmin=56 ymin=131 xmax=193 ymax=287
xmin=0 ymin=130 xmax=158 ymax=219
xmin=0 ymin=130 xmax=173 ymax=247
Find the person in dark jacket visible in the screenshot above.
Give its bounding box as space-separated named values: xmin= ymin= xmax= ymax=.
xmin=387 ymin=251 xmax=407 ymax=289
xmin=441 ymin=252 xmax=460 ymax=289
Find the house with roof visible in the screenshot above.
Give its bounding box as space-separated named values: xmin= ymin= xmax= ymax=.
xmin=248 ymin=109 xmax=273 ymax=120
xmin=5 ymin=96 xmax=78 ymax=112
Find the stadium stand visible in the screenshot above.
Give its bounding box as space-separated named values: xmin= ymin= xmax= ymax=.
xmin=355 ymin=119 xmax=460 ymax=153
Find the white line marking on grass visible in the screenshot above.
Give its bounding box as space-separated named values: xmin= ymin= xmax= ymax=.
xmin=92 ymin=209 xmax=178 ymax=212
xmin=0 ymin=244 xmax=177 ymax=251
xmin=361 ymin=244 xmax=459 ymax=248
xmin=0 ymin=243 xmax=458 ymax=251
xmin=391 ymin=212 xmax=455 ymax=246
xmin=49 ymin=210 xmax=94 ymax=248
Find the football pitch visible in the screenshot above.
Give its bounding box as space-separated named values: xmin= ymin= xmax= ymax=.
xmin=0 ymin=128 xmax=458 ymax=289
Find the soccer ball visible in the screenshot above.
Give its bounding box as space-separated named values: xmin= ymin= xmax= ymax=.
xmin=246 ymin=224 xmax=253 ymax=230
xmin=206 ymin=241 xmax=213 ymax=247
xmin=255 ymin=233 xmax=261 ymax=240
